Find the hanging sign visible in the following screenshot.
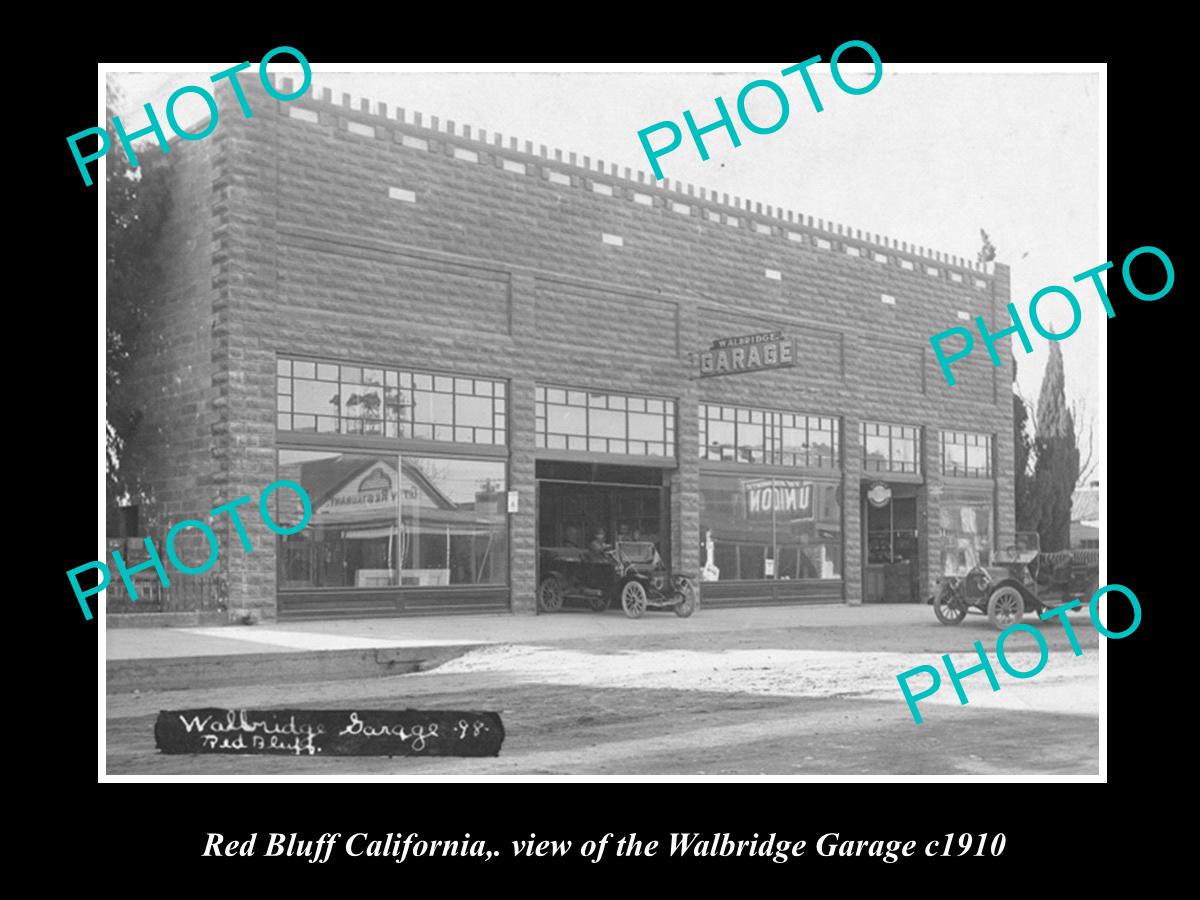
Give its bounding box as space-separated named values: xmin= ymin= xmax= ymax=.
xmin=867 ymin=481 xmax=892 ymax=508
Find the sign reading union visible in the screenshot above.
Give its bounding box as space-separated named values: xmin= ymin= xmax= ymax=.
xmin=699 ymin=331 xmax=795 ymax=377
xmin=744 ymin=479 xmax=813 ymax=520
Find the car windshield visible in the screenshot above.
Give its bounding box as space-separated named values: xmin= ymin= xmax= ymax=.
xmin=943 ymin=541 xmax=982 ymax=577
xmin=616 ymin=541 xmax=657 ymax=564
xmin=995 ymin=532 xmax=1040 ymax=563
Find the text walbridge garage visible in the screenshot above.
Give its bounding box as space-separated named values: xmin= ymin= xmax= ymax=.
xmin=114 ymin=74 xmax=1016 ymax=623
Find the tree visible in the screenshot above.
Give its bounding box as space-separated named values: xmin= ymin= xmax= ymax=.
xmin=1012 ymin=359 xmax=1036 ymax=532
xmin=1070 ymin=395 xmax=1098 ymax=489
xmin=106 ymin=83 xmax=171 ymax=509
xmin=1029 ymin=344 xmax=1080 ymax=551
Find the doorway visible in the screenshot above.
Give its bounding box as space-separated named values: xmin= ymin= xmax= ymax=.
xmin=862 ymin=482 xmax=920 ymax=603
xmin=535 ymin=461 xmax=668 ymax=610
xmin=537 ymin=461 xmax=665 ymax=550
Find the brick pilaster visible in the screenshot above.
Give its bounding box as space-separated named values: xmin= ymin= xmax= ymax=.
xmin=675 ymin=299 xmax=701 ymax=588
xmin=509 ymin=376 xmax=538 ymax=614
xmin=843 ymin=416 xmax=863 ymax=606
xmin=920 ymin=425 xmax=943 ymax=600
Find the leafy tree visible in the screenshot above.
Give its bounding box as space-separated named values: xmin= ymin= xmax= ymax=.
xmin=1029 ymin=343 xmax=1080 ymax=551
xmin=106 ymin=83 xmax=171 ymax=509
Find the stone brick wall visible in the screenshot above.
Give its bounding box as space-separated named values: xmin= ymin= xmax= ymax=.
xmin=130 ymin=75 xmax=1015 ymax=618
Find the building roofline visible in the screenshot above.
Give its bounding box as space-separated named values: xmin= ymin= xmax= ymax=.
xmin=268 ymin=75 xmax=1005 ymax=289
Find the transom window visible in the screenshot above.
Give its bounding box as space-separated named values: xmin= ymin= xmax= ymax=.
xmin=276 ymin=358 xmax=506 ymax=445
xmin=862 ymin=421 xmax=920 ymax=474
xmin=940 ymin=430 xmax=992 ymax=478
xmin=700 ymin=404 xmax=839 ymax=469
xmin=536 ymin=386 xmax=675 ymax=457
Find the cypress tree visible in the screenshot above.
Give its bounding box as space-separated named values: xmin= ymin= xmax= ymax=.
xmin=1031 ymin=344 xmax=1080 ymax=551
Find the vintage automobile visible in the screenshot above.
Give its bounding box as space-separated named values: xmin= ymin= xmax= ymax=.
xmin=537 ymin=541 xmax=697 ymax=618
xmin=931 ymin=532 xmax=1100 ymax=630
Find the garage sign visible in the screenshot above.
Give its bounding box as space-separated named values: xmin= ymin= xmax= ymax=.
xmin=699 ymin=330 xmax=795 ymax=377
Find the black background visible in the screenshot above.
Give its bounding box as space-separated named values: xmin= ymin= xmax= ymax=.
xmin=36 ymin=14 xmax=1180 ymax=883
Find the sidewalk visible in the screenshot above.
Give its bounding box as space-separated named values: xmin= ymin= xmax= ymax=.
xmin=105 ymin=605 xmax=933 ymax=694
xmin=108 ymin=604 xmax=933 ymax=660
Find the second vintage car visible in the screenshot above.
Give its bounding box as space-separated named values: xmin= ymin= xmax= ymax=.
xmin=931 ymin=531 xmax=1100 ymax=630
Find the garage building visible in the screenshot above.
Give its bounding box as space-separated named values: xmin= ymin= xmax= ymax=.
xmin=116 ymin=76 xmax=1015 ymax=621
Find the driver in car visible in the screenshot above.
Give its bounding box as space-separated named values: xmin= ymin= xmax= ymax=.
xmin=589 ymin=529 xmax=611 ymax=559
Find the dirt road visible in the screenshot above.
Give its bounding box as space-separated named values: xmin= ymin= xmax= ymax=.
xmin=106 ymin=608 xmax=1101 ymax=776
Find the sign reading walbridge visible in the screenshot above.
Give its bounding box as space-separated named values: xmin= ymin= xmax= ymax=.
xmin=155 ymin=709 xmax=505 ymax=757
xmin=699 ymin=331 xmax=795 ymax=377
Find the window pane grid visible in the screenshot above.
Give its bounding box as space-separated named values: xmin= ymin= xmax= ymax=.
xmin=861 ymin=421 xmax=921 ymax=474
xmin=536 ymin=385 xmax=675 ymax=458
xmin=939 ymin=430 xmax=993 ymax=478
xmin=276 ymin=358 xmax=507 ymax=446
xmin=700 ymin=403 xmax=839 ymax=469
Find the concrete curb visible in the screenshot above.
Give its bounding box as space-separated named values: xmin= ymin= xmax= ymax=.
xmin=106 ymin=644 xmax=480 ymax=695
xmin=107 ymin=612 xmax=229 ymax=629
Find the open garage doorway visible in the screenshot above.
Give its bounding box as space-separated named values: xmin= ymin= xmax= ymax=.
xmin=536 ymin=461 xmax=668 ymax=612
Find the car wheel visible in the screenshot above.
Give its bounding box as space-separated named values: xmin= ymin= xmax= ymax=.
xmin=588 ymin=591 xmax=610 ymax=613
xmin=987 ymin=586 xmax=1024 ymax=630
xmin=620 ymin=579 xmax=648 ymax=619
xmin=537 ymin=575 xmax=564 ymax=613
xmin=673 ymin=579 xmax=697 ymax=618
xmin=932 ymin=583 xmax=967 ymax=625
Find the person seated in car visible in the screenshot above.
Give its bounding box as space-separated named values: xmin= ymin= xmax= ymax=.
xmin=588 ymin=529 xmax=611 ymax=560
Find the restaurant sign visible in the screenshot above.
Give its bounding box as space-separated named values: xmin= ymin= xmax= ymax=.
xmin=699 ymin=330 xmax=795 ymax=377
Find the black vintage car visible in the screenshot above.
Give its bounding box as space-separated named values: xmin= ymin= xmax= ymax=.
xmin=931 ymin=531 xmax=1100 ymax=630
xmin=537 ymin=541 xmax=697 ymax=618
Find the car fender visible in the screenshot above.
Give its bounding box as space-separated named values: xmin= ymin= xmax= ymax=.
xmin=616 ymin=573 xmax=645 ymax=592
xmin=987 ymin=578 xmax=1038 ymax=606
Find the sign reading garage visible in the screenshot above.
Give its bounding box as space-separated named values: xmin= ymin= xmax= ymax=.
xmin=699 ymin=331 xmax=795 ymax=377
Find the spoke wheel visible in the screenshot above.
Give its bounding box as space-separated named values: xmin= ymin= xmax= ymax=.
xmin=620 ymin=579 xmax=648 ymax=619
xmin=987 ymin=586 xmax=1025 ymax=630
xmin=932 ymin=584 xmax=967 ymax=625
xmin=674 ymin=579 xmax=697 ymax=618
xmin=537 ymin=575 xmax=564 ymax=613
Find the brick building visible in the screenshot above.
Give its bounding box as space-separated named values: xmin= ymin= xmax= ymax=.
xmin=119 ymin=75 xmax=1015 ymax=621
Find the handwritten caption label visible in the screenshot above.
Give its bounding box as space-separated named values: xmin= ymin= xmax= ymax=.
xmin=154 ymin=708 xmax=504 ymax=757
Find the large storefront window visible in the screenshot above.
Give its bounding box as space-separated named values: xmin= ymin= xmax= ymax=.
xmin=862 ymin=421 xmax=920 ymax=474
xmin=277 ymin=358 xmax=507 ymax=445
xmin=940 ymin=430 xmax=992 ymax=478
xmin=535 ymin=386 xmax=675 ymax=457
xmin=275 ymin=450 xmax=509 ymax=589
xmin=700 ymin=404 xmax=839 ymax=468
xmin=699 ymin=472 xmax=842 ymax=581
xmin=941 ymin=500 xmax=992 ymax=575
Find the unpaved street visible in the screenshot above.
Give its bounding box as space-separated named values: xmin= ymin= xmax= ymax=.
xmin=106 ymin=607 xmax=1100 ymax=776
